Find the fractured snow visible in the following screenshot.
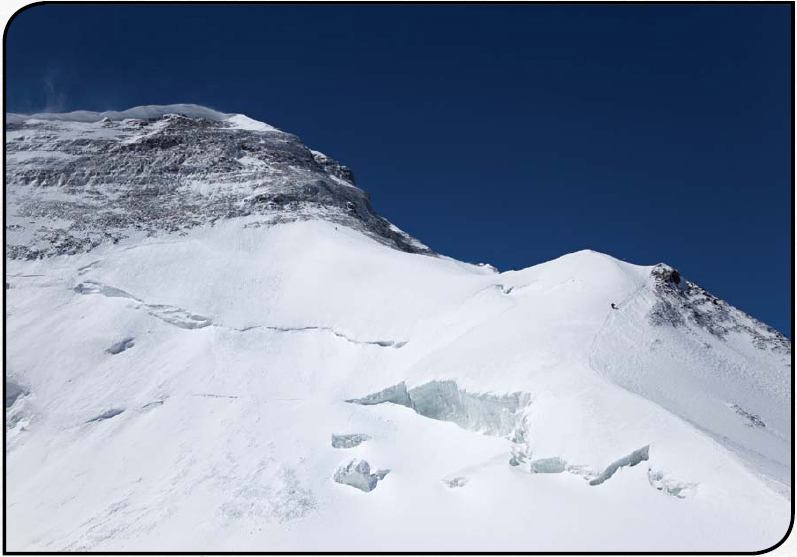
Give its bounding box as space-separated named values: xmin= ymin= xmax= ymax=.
xmin=74 ymin=280 xmax=213 ymax=330
xmin=348 ymin=380 xmax=530 ymax=436
xmin=588 ymin=445 xmax=650 ymax=486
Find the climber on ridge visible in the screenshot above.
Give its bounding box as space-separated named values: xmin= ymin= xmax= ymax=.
xmin=611 ymin=303 xmax=618 ymax=310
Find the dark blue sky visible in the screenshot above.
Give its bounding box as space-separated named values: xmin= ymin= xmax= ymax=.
xmin=5 ymin=4 xmax=793 ymax=336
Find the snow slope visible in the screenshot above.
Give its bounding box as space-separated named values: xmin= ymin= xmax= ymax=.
xmin=5 ymin=108 xmax=792 ymax=552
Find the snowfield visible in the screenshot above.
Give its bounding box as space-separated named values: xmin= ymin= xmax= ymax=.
xmin=5 ymin=107 xmax=792 ymax=552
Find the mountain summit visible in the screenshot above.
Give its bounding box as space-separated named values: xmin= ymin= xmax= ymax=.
xmin=5 ymin=106 xmax=791 ymax=552
xmin=6 ymin=104 xmax=429 ymax=259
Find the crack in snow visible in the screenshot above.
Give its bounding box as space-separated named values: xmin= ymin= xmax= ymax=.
xmin=86 ymin=408 xmax=125 ymax=423
xmin=73 ymin=281 xmax=212 ymax=329
xmin=73 ymin=280 xmax=406 ymax=346
xmin=233 ymin=324 xmax=407 ymax=348
xmin=106 ymin=337 xmax=135 ymax=355
xmin=140 ymin=400 xmax=165 ymax=411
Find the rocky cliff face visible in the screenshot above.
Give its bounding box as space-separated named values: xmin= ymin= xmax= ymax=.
xmin=5 ymin=104 xmax=430 ymax=259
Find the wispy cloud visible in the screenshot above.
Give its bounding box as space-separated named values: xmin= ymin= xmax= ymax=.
xmin=41 ymin=67 xmax=68 ymax=113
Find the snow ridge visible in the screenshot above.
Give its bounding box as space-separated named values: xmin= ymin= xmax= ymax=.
xmin=8 ymin=103 xmax=246 ymax=125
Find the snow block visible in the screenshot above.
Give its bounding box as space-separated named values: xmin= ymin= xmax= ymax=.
xmin=333 ymin=459 xmax=389 ymax=492
xmin=529 ymin=457 xmax=568 ymax=474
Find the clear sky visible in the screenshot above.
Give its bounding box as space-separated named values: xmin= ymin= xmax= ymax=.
xmin=5 ymin=3 xmax=793 ymax=336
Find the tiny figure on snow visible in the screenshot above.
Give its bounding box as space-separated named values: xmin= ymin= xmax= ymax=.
xmin=611 ymin=303 xmax=618 ymax=310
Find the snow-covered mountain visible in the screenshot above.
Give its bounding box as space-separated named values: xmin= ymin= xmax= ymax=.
xmin=5 ymin=104 xmax=428 ymax=259
xmin=5 ymin=105 xmax=792 ymax=552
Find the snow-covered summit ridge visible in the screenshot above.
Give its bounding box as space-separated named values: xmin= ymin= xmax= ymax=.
xmin=545 ymin=251 xmax=790 ymax=347
xmin=6 ymin=104 xmax=429 ymax=258
xmin=6 ymin=103 xmax=277 ymax=131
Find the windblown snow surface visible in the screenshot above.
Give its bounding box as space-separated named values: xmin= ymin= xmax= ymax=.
xmin=5 ymin=106 xmax=792 ymax=552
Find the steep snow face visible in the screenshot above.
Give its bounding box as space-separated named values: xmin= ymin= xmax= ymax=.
xmin=6 ymin=105 xmax=428 ymax=259
xmin=4 ymin=107 xmax=792 ymax=552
